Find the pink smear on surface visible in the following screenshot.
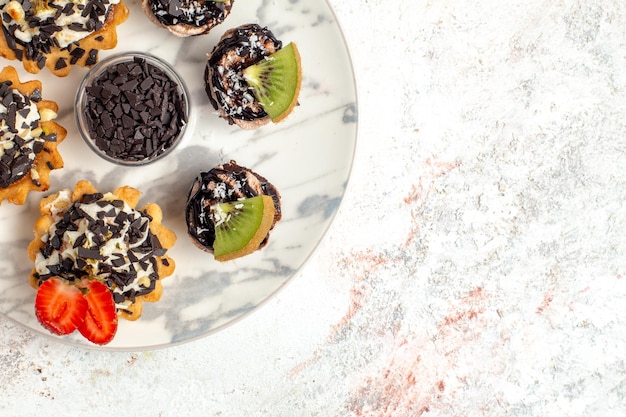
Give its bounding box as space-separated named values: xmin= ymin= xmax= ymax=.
xmin=403 ymin=159 xmax=459 ymax=248
xmin=328 ymin=251 xmax=387 ymax=342
xmin=292 ymin=158 xmax=466 ymax=410
xmin=289 ymin=250 xmax=388 ymax=377
xmin=348 ymin=339 xmax=443 ymax=417
xmin=348 ymin=287 xmax=489 ymax=417
xmin=535 ymin=291 xmax=554 ymax=315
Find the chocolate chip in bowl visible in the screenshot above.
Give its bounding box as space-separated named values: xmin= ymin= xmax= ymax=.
xmin=74 ymin=51 xmax=190 ymax=166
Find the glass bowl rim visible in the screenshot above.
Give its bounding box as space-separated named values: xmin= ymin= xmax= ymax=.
xmin=74 ymin=51 xmax=191 ymax=167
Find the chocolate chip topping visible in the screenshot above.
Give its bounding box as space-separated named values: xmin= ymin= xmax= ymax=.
xmin=0 ymin=0 xmax=120 ymax=69
xmin=34 ymin=192 xmax=165 ymax=308
xmin=148 ymin=0 xmax=232 ymax=28
xmin=185 ymin=160 xmax=281 ymax=251
xmin=205 ymin=23 xmax=281 ymax=124
xmin=0 ymin=80 xmax=50 ymax=188
xmin=82 ymin=55 xmax=188 ymax=163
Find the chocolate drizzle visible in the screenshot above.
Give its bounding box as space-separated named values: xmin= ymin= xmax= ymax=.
xmin=205 ymin=23 xmax=281 ymax=124
xmin=185 ymin=160 xmax=281 ymax=250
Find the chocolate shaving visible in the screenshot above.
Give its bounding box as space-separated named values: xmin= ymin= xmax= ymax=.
xmin=85 ymin=49 xmax=99 ymax=66
xmin=77 ymin=246 xmax=103 ymax=260
xmin=55 ymin=57 xmax=68 ymax=70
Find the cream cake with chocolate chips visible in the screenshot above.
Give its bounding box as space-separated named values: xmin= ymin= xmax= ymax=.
xmin=28 ymin=180 xmax=176 ymax=321
xmin=0 ymin=0 xmax=129 ymax=76
xmin=0 ymin=65 xmax=65 ymax=205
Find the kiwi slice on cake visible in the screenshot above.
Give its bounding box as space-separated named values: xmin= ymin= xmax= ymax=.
xmin=211 ymin=195 xmax=276 ymax=261
xmin=243 ymin=42 xmax=302 ymax=123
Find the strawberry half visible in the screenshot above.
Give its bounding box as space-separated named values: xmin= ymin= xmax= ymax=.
xmin=35 ymin=277 xmax=88 ymax=335
xmin=77 ymin=280 xmax=118 ymax=345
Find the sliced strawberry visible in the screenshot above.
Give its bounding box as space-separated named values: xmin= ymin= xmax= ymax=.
xmin=77 ymin=280 xmax=118 ymax=345
xmin=35 ymin=277 xmax=87 ymax=336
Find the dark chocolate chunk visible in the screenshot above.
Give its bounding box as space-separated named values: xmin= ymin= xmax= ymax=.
xmin=86 ymin=49 xmax=98 ymax=66
xmin=113 ymin=292 xmax=125 ymax=304
xmin=46 ymin=264 xmax=61 ymax=275
xmin=69 ymin=47 xmax=86 ymax=64
xmin=37 ymin=55 xmax=46 ymax=69
xmin=81 ymin=192 xmax=104 ymax=203
xmin=75 ymin=258 xmax=87 ymax=270
xmin=32 ymin=139 xmax=44 ymax=155
xmin=18 ymin=108 xmax=30 ymax=118
xmin=55 ymin=57 xmax=67 ymax=70
xmin=111 ymin=256 xmax=126 ymax=268
xmin=73 ymin=233 xmax=87 ymax=248
xmin=77 ymin=246 xmax=103 ymax=260
xmin=50 ymin=234 xmax=61 ymax=250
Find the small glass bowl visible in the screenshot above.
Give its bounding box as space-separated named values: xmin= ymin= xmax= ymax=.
xmin=75 ymin=51 xmax=190 ymax=166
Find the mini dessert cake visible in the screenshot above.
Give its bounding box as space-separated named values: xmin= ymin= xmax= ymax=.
xmin=0 ymin=65 xmax=65 ymax=205
xmin=186 ymin=160 xmax=281 ymax=261
xmin=205 ymin=23 xmax=302 ymax=129
xmin=0 ymin=0 xmax=129 ymax=77
xmin=141 ymin=0 xmax=234 ymax=37
xmin=28 ymin=180 xmax=177 ymax=324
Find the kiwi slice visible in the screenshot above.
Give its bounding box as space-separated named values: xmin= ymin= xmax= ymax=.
xmin=243 ymin=42 xmax=302 ymax=123
xmin=211 ymin=195 xmax=276 ymax=261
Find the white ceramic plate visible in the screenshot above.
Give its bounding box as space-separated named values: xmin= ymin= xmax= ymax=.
xmin=0 ymin=0 xmax=357 ymax=350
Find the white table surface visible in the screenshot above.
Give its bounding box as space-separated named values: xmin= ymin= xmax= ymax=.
xmin=3 ymin=0 xmax=626 ymax=416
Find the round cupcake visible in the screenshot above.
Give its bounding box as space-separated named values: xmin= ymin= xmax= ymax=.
xmin=142 ymin=0 xmax=234 ymax=37
xmin=0 ymin=66 xmax=66 ymax=205
xmin=185 ymin=160 xmax=281 ymax=261
xmin=0 ymin=0 xmax=129 ymax=76
xmin=204 ymin=23 xmax=302 ymax=130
